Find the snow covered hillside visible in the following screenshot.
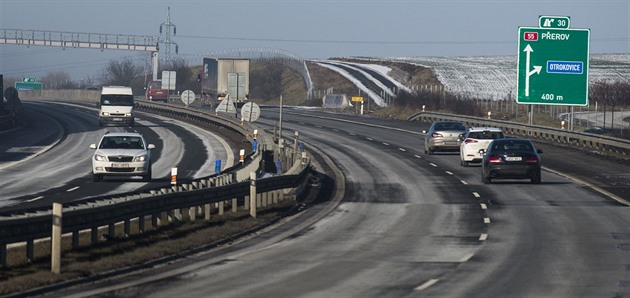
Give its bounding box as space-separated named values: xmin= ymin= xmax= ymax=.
xmin=356 ymin=54 xmax=629 ymax=101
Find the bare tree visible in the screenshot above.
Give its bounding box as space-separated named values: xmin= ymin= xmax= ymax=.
xmin=100 ymin=57 xmax=144 ymax=87
xmin=40 ymin=70 xmax=77 ymax=89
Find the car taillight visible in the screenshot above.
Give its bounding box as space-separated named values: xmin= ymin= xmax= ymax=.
xmin=464 ymin=139 xmax=478 ymax=144
xmin=526 ymin=156 xmax=539 ymax=163
xmin=431 ymin=133 xmax=443 ymax=138
xmin=488 ymin=156 xmax=502 ymax=163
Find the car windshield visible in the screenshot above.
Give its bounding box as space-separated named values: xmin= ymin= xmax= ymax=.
xmin=436 ymin=123 xmax=465 ymax=131
xmin=101 ymin=95 xmax=134 ymax=106
xmin=468 ymin=131 xmax=504 ymax=139
xmin=491 ymin=141 xmax=532 ymax=152
xmin=149 ymin=81 xmax=162 ymax=89
xmin=99 ymin=136 xmax=144 ymax=149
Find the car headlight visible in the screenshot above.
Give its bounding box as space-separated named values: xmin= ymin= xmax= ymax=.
xmin=134 ymin=154 xmax=147 ymax=162
xmin=125 ymin=112 xmax=132 ymax=117
xmin=102 ymin=112 xmax=110 ymax=116
xmin=94 ymin=154 xmax=107 ymax=161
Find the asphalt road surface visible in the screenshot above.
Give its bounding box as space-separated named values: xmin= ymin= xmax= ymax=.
xmin=45 ymin=107 xmax=630 ymax=298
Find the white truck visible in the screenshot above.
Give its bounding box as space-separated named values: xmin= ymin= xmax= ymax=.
xmin=201 ymin=58 xmax=249 ymax=107
xmin=98 ymin=86 xmax=135 ymax=127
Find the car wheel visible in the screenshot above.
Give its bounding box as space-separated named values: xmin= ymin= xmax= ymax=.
xmin=482 ymin=172 xmax=491 ymax=184
xmin=531 ymin=171 xmax=542 ymax=184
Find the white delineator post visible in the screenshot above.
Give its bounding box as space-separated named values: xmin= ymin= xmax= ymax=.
xmin=51 ymin=203 xmax=62 ymax=274
xmin=171 ymin=167 xmax=178 ymax=185
xmin=250 ymin=172 xmax=257 ymax=218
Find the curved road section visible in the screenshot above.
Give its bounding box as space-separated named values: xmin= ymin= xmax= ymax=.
xmin=0 ymin=101 xmax=234 ymax=211
xmin=49 ymin=107 xmax=630 ymax=297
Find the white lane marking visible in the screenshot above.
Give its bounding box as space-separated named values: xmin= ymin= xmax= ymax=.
xmin=66 ymin=186 xmax=80 ymax=192
xmin=382 ymin=142 xmax=390 ymax=146
xmin=461 ymin=180 xmax=468 ymax=185
xmin=480 ymin=203 xmax=488 ymax=210
xmin=349 ymin=133 xmax=356 ymax=136
xmin=366 ymin=137 xmax=373 ymax=141
xmin=414 ymin=155 xmax=422 ymax=159
xmin=484 ymin=217 xmax=491 ymax=224
xmin=473 ymin=192 xmax=481 ymax=198
xmin=429 ymin=163 xmax=438 ymax=167
xmin=459 ymin=253 xmax=474 ymax=262
xmin=333 ymin=129 xmax=340 ymax=132
xmin=414 ymin=279 xmax=440 ymax=292
xmin=445 ymin=171 xmax=453 ymax=175
xmin=399 ymin=148 xmax=406 ymax=152
xmin=26 ymin=196 xmax=44 ymax=202
xmin=479 ymin=233 xmax=489 ymax=241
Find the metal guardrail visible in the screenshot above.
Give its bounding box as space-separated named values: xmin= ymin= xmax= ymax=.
xmin=0 ymin=100 xmax=311 ymax=268
xmin=410 ymin=111 xmax=630 ymax=156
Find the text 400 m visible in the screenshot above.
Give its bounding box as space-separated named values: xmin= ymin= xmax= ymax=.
xmin=541 ymin=94 xmax=564 ymax=101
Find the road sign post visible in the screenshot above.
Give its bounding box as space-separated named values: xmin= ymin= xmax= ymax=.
xmin=516 ymin=19 xmax=590 ymax=107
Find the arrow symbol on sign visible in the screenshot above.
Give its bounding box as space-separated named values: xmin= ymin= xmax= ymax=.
xmin=524 ymin=44 xmax=542 ymax=97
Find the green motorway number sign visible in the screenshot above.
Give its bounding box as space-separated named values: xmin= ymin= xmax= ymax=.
xmin=516 ymin=26 xmax=590 ymax=106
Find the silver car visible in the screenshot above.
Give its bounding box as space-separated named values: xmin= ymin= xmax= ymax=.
xmin=90 ymin=131 xmax=155 ymax=182
xmin=423 ymin=121 xmax=467 ymax=155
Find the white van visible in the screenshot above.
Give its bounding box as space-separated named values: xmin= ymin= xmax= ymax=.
xmin=99 ymin=86 xmax=135 ymax=127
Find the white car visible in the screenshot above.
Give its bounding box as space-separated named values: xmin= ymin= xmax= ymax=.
xmin=90 ymin=131 xmax=155 ymax=182
xmin=459 ymin=127 xmax=505 ymax=167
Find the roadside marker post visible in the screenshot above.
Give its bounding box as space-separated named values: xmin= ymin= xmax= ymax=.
xmin=171 ymin=167 xmax=178 ymax=185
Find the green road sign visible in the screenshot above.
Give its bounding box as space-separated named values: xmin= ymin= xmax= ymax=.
xmin=516 ymin=27 xmax=590 ymax=106
xmin=22 ymin=77 xmax=36 ymax=83
xmin=15 ymin=82 xmax=43 ymax=90
xmin=539 ymin=16 xmax=570 ymax=29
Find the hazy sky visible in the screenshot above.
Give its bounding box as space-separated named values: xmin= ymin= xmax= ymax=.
xmin=0 ymin=0 xmax=628 ymax=80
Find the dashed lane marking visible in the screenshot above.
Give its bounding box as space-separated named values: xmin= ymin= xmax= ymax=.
xmin=473 ymin=192 xmax=481 ymax=198
xmin=479 ymin=233 xmax=489 ymax=241
xmin=26 ymin=196 xmax=44 ymax=202
xmin=66 ymin=186 xmax=80 ymax=192
xmin=399 ymin=148 xmax=406 ymax=152
xmin=480 ymin=203 xmax=488 ymax=210
xmin=414 ymin=279 xmax=440 ymax=292
xmin=459 ymin=253 xmax=474 ymax=262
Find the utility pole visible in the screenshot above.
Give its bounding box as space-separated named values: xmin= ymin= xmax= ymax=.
xmin=159 ymin=7 xmax=178 ymax=66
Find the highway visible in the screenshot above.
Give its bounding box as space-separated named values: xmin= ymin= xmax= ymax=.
xmin=0 ymin=101 xmax=235 ymax=212
xmin=46 ymin=106 xmax=630 ymax=297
